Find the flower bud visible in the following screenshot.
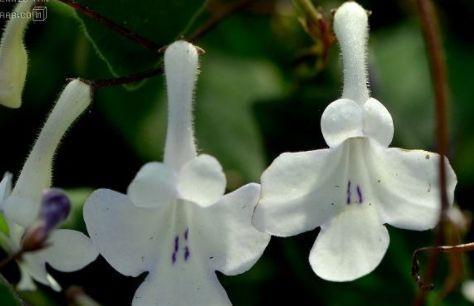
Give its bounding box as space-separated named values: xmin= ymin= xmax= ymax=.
xmin=0 ymin=0 xmax=35 ymax=108
xmin=40 ymin=188 xmax=71 ymax=231
xmin=21 ymin=189 xmax=71 ymax=252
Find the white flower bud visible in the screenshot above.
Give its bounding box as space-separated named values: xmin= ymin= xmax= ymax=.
xmin=0 ymin=0 xmax=35 ymax=108
xmin=3 ymin=79 xmax=92 ymax=226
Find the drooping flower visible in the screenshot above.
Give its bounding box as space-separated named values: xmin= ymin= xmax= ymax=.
xmin=84 ymin=41 xmax=270 ymax=306
xmin=0 ymin=0 xmax=35 ymax=108
xmin=253 ymin=1 xmax=457 ymax=282
xmin=0 ymin=79 xmax=99 ymax=290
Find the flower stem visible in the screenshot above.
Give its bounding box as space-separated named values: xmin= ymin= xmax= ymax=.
xmin=412 ymin=243 xmax=474 ymax=291
xmin=55 ymin=0 xmax=162 ymax=54
xmin=188 ymin=0 xmax=257 ymax=42
xmin=412 ymin=0 xmax=451 ymax=305
xmin=87 ymin=66 xmax=164 ymax=89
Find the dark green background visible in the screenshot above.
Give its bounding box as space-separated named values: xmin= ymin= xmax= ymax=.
xmin=0 ymin=0 xmax=473 ymax=305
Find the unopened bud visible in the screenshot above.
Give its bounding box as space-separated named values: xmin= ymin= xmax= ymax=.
xmin=40 ymin=188 xmax=71 ymax=231
xmin=21 ymin=189 xmax=71 ymax=252
xmin=0 ymin=0 xmax=35 ymax=108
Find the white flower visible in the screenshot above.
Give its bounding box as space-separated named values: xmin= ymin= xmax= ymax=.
xmin=253 ymin=1 xmax=457 ymax=282
xmin=0 ymin=0 xmax=34 ymax=108
xmin=83 ymin=41 xmax=270 ymax=306
xmin=0 ymin=79 xmax=99 ymax=290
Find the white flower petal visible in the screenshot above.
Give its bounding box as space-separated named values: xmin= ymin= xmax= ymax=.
xmin=84 ymin=189 xmax=168 ymax=277
xmin=369 ymin=142 xmax=457 ymax=230
xmin=18 ymin=264 xmax=36 ymax=291
xmin=462 ymin=280 xmax=474 ymax=303
xmin=2 ymin=195 xmax=39 ymax=229
xmin=321 ymin=99 xmax=364 ymax=147
xmin=196 ymin=183 xmax=270 ymax=276
xmin=363 ymin=98 xmax=394 ymax=147
xmin=254 ymin=148 xmax=346 ymax=237
xmin=127 ymin=162 xmax=177 ymax=208
xmin=309 ymin=203 xmax=389 ymax=281
xmin=177 ymin=155 xmax=226 ymax=207
xmin=21 ymin=254 xmax=60 ymax=291
xmin=0 ymin=172 xmax=12 ymax=203
xmin=132 ymin=246 xmax=230 ymax=306
xmin=40 ymin=229 xmax=98 ymax=272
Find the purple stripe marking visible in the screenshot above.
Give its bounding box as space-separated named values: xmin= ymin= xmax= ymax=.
xmin=346 ymin=181 xmax=352 ymax=204
xmin=184 ymin=228 xmax=189 ymax=240
xmin=174 ymin=236 xmax=179 ymax=252
xmin=184 ymin=246 xmax=190 ymax=261
xmin=172 ymin=252 xmax=177 ymax=265
xmin=356 ymin=185 xmax=363 ymax=203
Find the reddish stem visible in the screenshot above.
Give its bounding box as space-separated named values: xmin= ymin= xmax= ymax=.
xmin=412 ymin=0 xmax=452 ymax=305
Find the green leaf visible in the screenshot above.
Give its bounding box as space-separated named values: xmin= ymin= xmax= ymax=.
xmin=72 ymin=0 xmax=206 ymax=76
xmin=0 ymin=213 xmax=9 ymax=236
xmin=372 ymin=22 xmax=435 ymax=148
xmin=0 ymin=276 xmax=23 ymax=306
xmin=61 ymin=188 xmax=93 ymax=232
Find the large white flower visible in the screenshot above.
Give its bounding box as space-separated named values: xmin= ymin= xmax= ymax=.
xmin=253 ymin=2 xmax=457 ymax=282
xmin=0 ymin=80 xmax=99 ymax=290
xmin=84 ymin=41 xmax=270 ymax=306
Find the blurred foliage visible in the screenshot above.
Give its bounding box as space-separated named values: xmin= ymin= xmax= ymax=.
xmin=74 ymin=0 xmax=206 ymax=75
xmin=0 ymin=0 xmax=473 ymax=305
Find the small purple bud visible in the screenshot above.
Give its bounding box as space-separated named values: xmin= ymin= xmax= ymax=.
xmin=40 ymin=188 xmax=71 ymax=231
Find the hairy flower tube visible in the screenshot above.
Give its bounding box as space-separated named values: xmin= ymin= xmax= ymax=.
xmin=84 ymin=41 xmax=270 ymax=306
xmin=253 ymin=1 xmax=457 ymax=282
xmin=0 ymin=0 xmax=34 ymax=108
xmin=0 ymin=79 xmax=99 ymax=290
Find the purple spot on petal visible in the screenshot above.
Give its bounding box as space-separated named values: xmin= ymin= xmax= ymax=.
xmin=184 ymin=246 xmax=190 ymax=261
xmin=356 ymin=185 xmax=363 ymax=203
xmin=184 ymin=228 xmax=189 ymax=240
xmin=172 ymin=252 xmax=177 ymax=265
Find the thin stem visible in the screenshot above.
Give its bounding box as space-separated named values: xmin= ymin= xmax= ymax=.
xmin=412 ymin=243 xmax=474 ymax=291
xmin=0 ymin=250 xmax=23 ymax=271
xmin=87 ymin=66 xmax=164 ymax=89
xmin=413 ymin=0 xmax=451 ymax=305
xmin=55 ymin=0 xmax=162 ymax=53
xmin=188 ymin=0 xmax=256 ymax=42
